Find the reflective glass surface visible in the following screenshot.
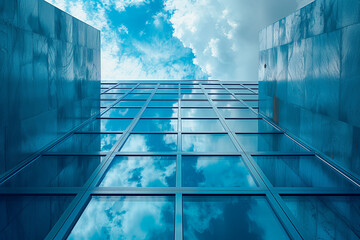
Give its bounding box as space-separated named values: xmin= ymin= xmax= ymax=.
xmin=107 ymin=89 xmax=129 ymax=94
xmin=182 ymin=156 xmax=257 ymax=187
xmin=181 ymin=108 xmax=217 ymax=118
xmin=182 ymin=119 xmax=224 ymax=132
xmin=1 ymin=156 xmax=103 ymax=187
xmin=183 ymin=196 xmax=289 ymax=240
xmin=218 ymin=108 xmax=258 ymax=118
xmin=181 ymin=94 xmax=207 ymax=99
xmin=253 ymin=156 xmax=356 ymax=188
xmin=181 ymin=89 xmax=203 ymax=93
xmin=236 ymin=134 xmax=308 ymax=152
xmin=181 ymin=101 xmax=211 ymax=107
xmin=226 ymin=119 xmax=279 ymax=133
xmin=49 ymin=133 xmax=121 ymax=152
xmin=124 ymin=94 xmax=150 ymax=100
xmin=283 ymin=196 xmax=360 ymax=240
xmin=182 ymin=134 xmax=237 ymax=152
xmin=212 ymin=100 xmax=246 ymax=107
xmin=121 ymin=134 xmax=177 ymax=152
xmin=236 ymin=94 xmax=258 ymax=100
xmin=148 ymin=100 xmax=178 ymax=107
xmin=101 ymin=100 xmax=115 ymax=107
xmin=101 ymin=93 xmax=123 ymax=100
xmin=102 ymin=108 xmax=140 ymax=118
xmin=209 ymin=94 xmax=236 ymax=100
xmin=80 ymin=119 xmax=132 ymax=132
xmin=152 ymin=94 xmax=178 ymax=99
xmin=156 ymin=89 xmax=178 ymax=93
xmin=132 ymin=89 xmax=154 ymax=93
xmin=133 ymin=119 xmax=178 ymax=132
xmin=205 ymin=89 xmax=228 ymax=93
xmin=0 ymin=195 xmax=74 ymax=240
xmin=100 ymin=156 xmax=176 ymax=187
xmin=68 ymin=196 xmax=175 ymax=239
xmin=142 ymin=108 xmax=178 ymax=118
xmin=115 ymin=100 xmax=146 ymax=107
xmin=244 ymin=101 xmax=258 ymax=107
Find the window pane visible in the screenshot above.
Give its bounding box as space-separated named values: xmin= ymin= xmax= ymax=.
xmin=182 ymin=134 xmax=237 ymax=152
xmin=100 ymin=156 xmax=176 ymax=187
xmin=236 ymin=94 xmax=258 ymax=100
xmin=124 ymin=94 xmax=150 ymax=100
xmin=132 ymin=89 xmax=154 ymax=93
xmin=133 ymin=119 xmax=177 ymax=132
xmin=183 ymin=196 xmax=289 ymax=240
xmin=205 ymin=89 xmax=228 ymax=93
xmin=182 ymin=156 xmax=257 ymax=187
xmin=101 ymin=100 xmax=115 ymax=107
xmin=101 ymin=93 xmax=123 ymax=100
xmin=148 ymin=100 xmax=178 ymax=107
xmin=181 ymin=101 xmax=211 ymax=107
xmin=209 ymin=94 xmax=236 ymax=100
xmin=107 ymin=89 xmax=129 ymax=94
xmin=152 ymin=94 xmax=178 ymax=99
xmin=217 ymin=108 xmax=258 ymax=118
xmin=48 ymin=133 xmax=121 ymax=152
xmin=159 ymin=84 xmax=178 ymax=88
xmin=79 ymin=119 xmax=132 ymax=132
xmin=244 ymin=100 xmax=258 ymax=107
xmin=121 ymin=134 xmax=177 ymax=152
xmin=102 ymin=108 xmax=140 ymax=118
xmin=203 ymin=84 xmax=222 ymax=88
xmin=182 ymin=119 xmax=224 ymax=132
xmin=213 ymin=100 xmax=246 ymax=107
xmin=68 ymin=196 xmax=175 ymax=240
xmin=115 ymin=100 xmax=146 ymax=107
xmin=142 ymin=108 xmax=178 ymax=118
xmin=226 ymin=119 xmax=279 ymax=133
xmin=283 ymin=196 xmax=360 ymax=240
xmin=236 ymin=134 xmax=308 ymax=153
xmin=156 ymin=89 xmax=178 ymax=93
xmin=181 ymin=108 xmax=217 ymax=118
xmin=181 ymin=89 xmax=203 ymax=93
xmin=253 ymin=156 xmax=356 ymax=188
xmin=138 ymin=84 xmax=156 ymax=88
xmin=181 ymin=94 xmax=207 ymax=99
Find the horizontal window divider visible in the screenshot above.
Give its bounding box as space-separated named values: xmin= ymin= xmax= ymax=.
xmin=233 ymin=131 xmax=284 ymax=134
xmin=248 ymin=151 xmax=314 ymax=156
xmin=75 ymin=131 xmax=124 ymax=134
xmin=277 ymin=188 xmax=360 ymax=195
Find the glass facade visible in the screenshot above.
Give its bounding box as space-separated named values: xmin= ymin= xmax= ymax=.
xmin=1 ymin=80 xmax=359 ymax=240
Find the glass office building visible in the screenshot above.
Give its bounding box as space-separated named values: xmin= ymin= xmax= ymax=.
xmin=1 ymin=80 xmax=359 ymax=239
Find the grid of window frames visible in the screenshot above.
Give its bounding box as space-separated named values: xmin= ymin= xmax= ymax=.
xmin=0 ymin=81 xmax=359 ymax=240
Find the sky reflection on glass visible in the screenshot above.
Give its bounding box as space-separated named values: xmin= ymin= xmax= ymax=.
xmin=182 ymin=119 xmax=224 ymax=132
xmin=182 ymin=134 xmax=237 ymax=152
xmin=102 ymin=108 xmax=140 ymax=118
xmin=226 ymin=119 xmax=279 ymax=133
xmin=134 ymin=119 xmax=177 ymax=132
xmin=68 ymin=196 xmax=175 ymax=240
xmin=115 ymin=100 xmax=146 ymax=107
xmin=142 ymin=108 xmax=178 ymax=118
xmin=100 ymin=156 xmax=176 ymax=187
xmin=80 ymin=119 xmax=132 ymax=132
xmin=212 ymin=100 xmax=246 ymax=107
xmin=181 ymin=108 xmax=217 ymax=118
xmin=181 ymin=101 xmax=211 ymax=107
xmin=183 ymin=196 xmax=289 ymax=240
xmin=121 ymin=134 xmax=177 ymax=152
xmin=148 ymin=100 xmax=178 ymax=107
xmin=182 ymin=156 xmax=257 ymax=187
xmin=217 ymin=108 xmax=258 ymax=118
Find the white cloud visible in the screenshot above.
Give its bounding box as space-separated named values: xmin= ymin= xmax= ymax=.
xmin=113 ymin=0 xmax=149 ymax=12
xmin=164 ymin=0 xmax=299 ymax=81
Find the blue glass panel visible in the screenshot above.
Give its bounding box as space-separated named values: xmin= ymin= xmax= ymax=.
xmin=1 ymin=156 xmax=103 ymax=187
xmin=181 ymin=89 xmax=203 ymax=93
xmin=213 ymin=100 xmax=246 ymax=107
xmin=142 ymin=108 xmax=178 ymax=118
xmin=244 ymin=101 xmax=258 ymax=107
xmin=115 ymin=100 xmax=146 ymax=107
xmin=182 ymin=156 xmax=257 ymax=187
xmin=124 ymin=94 xmax=150 ymax=100
xmin=205 ymin=89 xmax=229 ymax=93
xmin=181 ymin=101 xmax=211 ymax=107
xmin=138 ymin=84 xmax=156 ymax=88
xmin=236 ymin=94 xmax=258 ymax=100
xmin=116 ymin=84 xmax=136 ymax=88
xmin=181 ymin=94 xmax=207 ymax=99
xmin=148 ymin=100 xmax=178 ymax=107
xmin=100 ymin=156 xmax=176 ymax=187
xmin=101 ymin=100 xmax=115 ymax=107
xmin=152 ymin=94 xmax=178 ymax=99
xmin=209 ymin=94 xmax=236 ymax=100
xmin=253 ymin=156 xmax=356 ymax=188
xmin=132 ymin=89 xmax=154 ymax=93
xmin=101 ymin=94 xmax=123 ymax=100
xmin=218 ymin=108 xmax=258 ymax=118
xmin=133 ymin=119 xmax=178 ymax=132
xmin=226 ymin=119 xmax=279 ymax=133
xmin=102 ymin=108 xmax=140 ymax=118
xmin=68 ymin=196 xmax=175 ymax=239
xmin=80 ymin=119 xmax=132 ymax=132
xmin=283 ymin=196 xmax=360 ymax=240
xmin=49 ymin=133 xmax=121 ymax=152
xmin=121 ymin=134 xmax=177 ymax=152
xmin=203 ymin=84 xmax=222 ymax=88
xmin=159 ymin=84 xmax=178 ymax=88
xmin=182 ymin=119 xmax=224 ymax=132
xmin=183 ymin=196 xmax=289 ymax=240
xmin=181 ymin=108 xmax=217 ymax=118
xmin=182 ymin=134 xmax=237 ymax=152
xmin=231 ymin=89 xmax=253 ymax=94
xmin=0 ymin=195 xmax=73 ymax=240
xmin=156 ymin=89 xmax=178 ymax=93
xmin=236 ymin=134 xmax=308 ymax=153
xmin=181 ymin=84 xmax=200 ymax=88
xmin=107 ymin=89 xmax=129 ymax=94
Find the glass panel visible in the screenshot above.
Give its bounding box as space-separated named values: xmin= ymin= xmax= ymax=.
xmin=124 ymin=94 xmax=150 ymax=100
xmin=100 ymin=156 xmax=176 ymax=187
xmin=107 ymin=89 xmax=129 ymax=94
xmin=132 ymin=89 xmax=154 ymax=93
xmin=148 ymin=100 xmax=178 ymax=107
xmin=101 ymin=94 xmax=123 ymax=100
xmin=159 ymin=84 xmax=178 ymax=88
xmin=213 ymin=100 xmax=246 ymax=107
xmin=152 ymin=94 xmax=178 ymax=99
xmin=101 ymin=100 xmax=115 ymax=107
xmin=182 ymin=156 xmax=257 ymax=187
xmin=102 ymin=108 xmax=140 ymax=118
xmin=138 ymin=84 xmax=156 ymax=88
xmin=142 ymin=108 xmax=178 ymax=118
xmin=68 ymin=196 xmax=174 ymax=240
xmin=230 ymin=89 xmax=253 ymax=94
xmin=181 ymin=89 xmax=203 ymax=93
xmin=182 ymin=134 xmax=237 ymax=152
xmin=283 ymin=196 xmax=360 ymax=240
xmin=115 ymin=100 xmax=146 ymax=107
xmin=0 ymin=195 xmax=74 ymax=240
xmin=236 ymin=94 xmax=258 ymax=100
xmin=181 ymin=101 xmax=211 ymax=107
xmin=244 ymin=101 xmax=258 ymax=107
xmin=182 ymin=119 xmax=224 ymax=132
xmin=203 ymin=84 xmax=222 ymax=88
xmin=1 ymin=156 xmax=104 ymax=187
xmin=133 ymin=119 xmax=178 ymax=132
xmin=253 ymin=156 xmax=356 ymax=188
xmin=217 ymin=108 xmax=258 ymax=118
xmin=80 ymin=119 xmax=132 ymax=132
xmin=181 ymin=94 xmax=207 ymax=99
xmin=181 ymin=108 xmax=217 ymax=118
xmin=205 ymin=89 xmax=228 ymax=93
xmin=49 ymin=133 xmax=121 ymax=152
xmin=183 ymin=196 xmax=289 ymax=240
xmin=121 ymin=134 xmax=177 ymax=152
xmin=116 ymin=84 xmax=136 ymax=88
xmin=236 ymin=134 xmax=308 ymax=153
xmin=226 ymin=119 xmax=279 ymax=133
xmin=181 ymin=84 xmax=200 ymax=88
xmin=156 ymin=89 xmax=178 ymax=93
xmin=209 ymin=94 xmax=236 ymax=100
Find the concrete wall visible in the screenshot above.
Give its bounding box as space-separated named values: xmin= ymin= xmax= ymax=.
xmin=0 ymin=0 xmax=101 ymax=175
xmin=259 ymin=0 xmax=360 ymax=178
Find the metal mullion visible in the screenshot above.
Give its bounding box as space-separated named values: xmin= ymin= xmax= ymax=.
xmin=220 ymin=83 xmax=258 ymax=110
xmin=276 ymin=188 xmax=360 ymax=195
xmin=175 ymin=84 xmax=182 ymax=240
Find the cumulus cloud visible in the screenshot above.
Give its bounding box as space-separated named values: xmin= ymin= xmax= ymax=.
xmin=164 ymin=0 xmax=301 ymax=81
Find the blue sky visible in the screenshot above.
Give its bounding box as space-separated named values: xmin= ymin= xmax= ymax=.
xmin=46 ymin=0 xmax=313 ymax=81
